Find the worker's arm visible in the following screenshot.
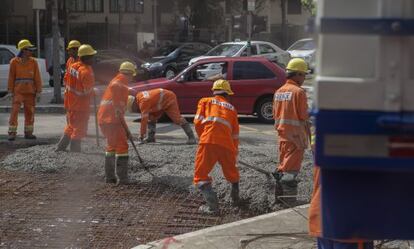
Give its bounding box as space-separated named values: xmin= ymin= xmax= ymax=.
xmin=297 ymin=89 xmax=309 ymax=121
xmin=33 ymin=59 xmax=42 ymax=94
xmin=79 ymin=68 xmax=95 ymax=97
xmin=194 ymin=98 xmax=206 ymax=137
xmin=112 ymin=83 xmax=128 ymax=119
xmin=7 ymin=59 xmax=16 ymax=93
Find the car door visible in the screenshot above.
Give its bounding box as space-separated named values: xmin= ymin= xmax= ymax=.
xmin=258 ymin=43 xmax=278 ymax=60
xmin=171 ymin=61 xmax=225 ymax=113
xmin=240 ymin=44 xmax=259 ymax=57
xmin=228 ymin=60 xmax=278 ymax=115
xmin=0 ymin=48 xmax=15 ymax=92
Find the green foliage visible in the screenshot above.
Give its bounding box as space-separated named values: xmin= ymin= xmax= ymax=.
xmin=301 ymin=0 xmax=316 ymax=16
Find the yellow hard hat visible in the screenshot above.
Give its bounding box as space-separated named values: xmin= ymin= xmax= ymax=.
xmin=119 ymin=61 xmax=137 ymax=76
xmin=286 ymin=58 xmax=308 ymax=73
xmin=77 ymin=44 xmax=97 ymax=57
xmin=126 ymin=95 xmax=137 ymax=113
xmin=212 ymin=79 xmax=234 ymax=95
xmin=67 ymin=40 xmax=81 ymax=50
xmin=17 ymin=39 xmax=35 ymax=51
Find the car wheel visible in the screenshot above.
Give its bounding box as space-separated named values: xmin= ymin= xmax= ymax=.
xmin=164 ymin=67 xmax=176 ymax=79
xmin=256 ymin=97 xmax=274 ymax=124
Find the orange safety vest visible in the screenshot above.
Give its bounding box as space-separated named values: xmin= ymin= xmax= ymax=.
xmin=64 ymin=56 xmax=79 ymax=108
xmin=64 ymin=61 xmax=95 ymax=111
xmin=273 ymin=79 xmax=309 ymax=141
xmin=194 ymin=95 xmax=239 ymax=152
xmin=136 ymin=88 xmax=177 ymax=136
xmin=8 ymin=57 xmax=42 ymax=95
xmin=98 ymin=73 xmax=130 ymax=125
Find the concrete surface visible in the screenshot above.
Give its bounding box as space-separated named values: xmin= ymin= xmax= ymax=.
xmin=132 ymin=204 xmax=316 ymax=249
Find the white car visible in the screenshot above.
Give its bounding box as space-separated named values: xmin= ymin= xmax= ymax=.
xmin=189 ymin=41 xmax=291 ymax=66
xmin=287 ymin=38 xmax=316 ymax=72
xmin=0 ymin=44 xmax=49 ymax=95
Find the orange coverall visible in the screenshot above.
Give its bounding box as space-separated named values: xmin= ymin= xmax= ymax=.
xmin=63 ymin=56 xmax=79 ymax=111
xmin=136 ymin=88 xmax=186 ymax=138
xmin=98 ymin=73 xmax=130 ymax=156
xmin=63 ymin=61 xmax=95 ymax=140
xmin=8 ymin=57 xmax=42 ymax=135
xmin=273 ymin=79 xmax=309 ymax=173
xmin=193 ymin=95 xmax=240 ymax=187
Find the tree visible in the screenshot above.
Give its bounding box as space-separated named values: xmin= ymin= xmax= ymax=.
xmin=301 ymin=0 xmax=316 ymax=16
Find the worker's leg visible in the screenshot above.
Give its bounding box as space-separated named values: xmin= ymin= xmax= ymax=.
xmin=277 ymin=140 xmax=304 ymax=173
xmin=194 ymin=144 xmax=219 ymax=213
xmin=113 ymin=124 xmax=129 ymax=185
xmin=8 ymin=93 xmax=23 ymax=140
xmin=217 ymin=147 xmax=240 ymax=205
xmin=100 ymin=124 xmax=117 ymax=183
xmin=56 ymin=111 xmax=74 ymax=151
xmin=70 ymin=111 xmax=90 ymax=152
xmin=23 ymin=94 xmax=36 ymax=139
xmin=165 ymin=103 xmax=196 ymax=144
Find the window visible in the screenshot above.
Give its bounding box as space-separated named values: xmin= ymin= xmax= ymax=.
xmin=240 ymin=45 xmax=258 ymax=56
xmin=0 ymin=49 xmax=14 ymax=65
xmin=233 ymin=61 xmax=276 ymax=80
xmin=110 ymin=0 xmax=144 ymax=13
xmin=259 ymin=44 xmax=276 ymax=54
xmin=287 ymin=0 xmax=302 ymax=15
xmin=68 ymin=0 xmax=103 ymax=12
xmin=186 ymin=62 xmax=227 ymax=82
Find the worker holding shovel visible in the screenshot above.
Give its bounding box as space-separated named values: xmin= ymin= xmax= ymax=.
xmin=97 ymin=61 xmax=137 ymax=185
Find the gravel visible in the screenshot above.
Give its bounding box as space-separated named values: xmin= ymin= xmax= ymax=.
xmin=0 ymin=136 xmax=315 ymax=213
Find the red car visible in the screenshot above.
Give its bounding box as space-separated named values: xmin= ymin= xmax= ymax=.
xmin=130 ymin=57 xmax=285 ymax=123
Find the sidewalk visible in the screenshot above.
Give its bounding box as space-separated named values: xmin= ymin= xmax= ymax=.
xmin=133 ymin=205 xmax=316 ymax=249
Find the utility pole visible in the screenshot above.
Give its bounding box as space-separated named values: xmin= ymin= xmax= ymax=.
xmin=33 ymin=0 xmax=46 ymax=58
xmin=118 ymin=0 xmax=122 ymax=45
xmin=246 ymin=0 xmax=255 ymax=56
xmin=153 ymin=0 xmax=158 ymax=49
xmin=51 ymin=0 xmax=62 ymax=103
xmin=280 ymin=0 xmax=287 ymax=48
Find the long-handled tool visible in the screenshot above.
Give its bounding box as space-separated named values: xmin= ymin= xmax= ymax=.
xmin=93 ymin=91 xmax=100 ymax=146
xmin=238 ymin=160 xmax=273 ymax=178
xmin=119 ymin=116 xmax=154 ymax=176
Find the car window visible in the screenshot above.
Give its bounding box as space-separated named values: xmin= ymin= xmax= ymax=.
xmin=0 ymin=49 xmax=14 ymax=65
xmin=183 ymin=62 xmax=226 ymax=82
xmin=233 ymin=61 xmax=275 ymax=80
xmin=240 ymin=45 xmax=258 ymax=56
xmin=259 ymin=44 xmax=276 ymax=54
xmin=206 ymin=44 xmax=244 ymax=56
xmin=288 ymin=40 xmax=315 ymax=50
xmin=153 ymin=45 xmax=179 ymax=56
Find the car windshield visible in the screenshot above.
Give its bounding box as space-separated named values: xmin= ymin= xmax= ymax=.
xmin=288 ymin=40 xmax=315 ymax=50
xmin=153 ymin=45 xmax=179 ymax=57
xmin=206 ymin=44 xmax=244 ymax=56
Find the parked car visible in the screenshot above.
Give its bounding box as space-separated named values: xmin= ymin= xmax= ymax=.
xmin=48 ymin=64 xmax=66 ymax=87
xmin=130 ymin=57 xmax=285 ymax=123
xmin=189 ymin=41 xmax=291 ymax=67
xmin=287 ymin=38 xmax=316 ymax=72
xmin=93 ymin=49 xmax=147 ymax=85
xmin=0 ymin=44 xmax=49 ymax=95
xmin=141 ymin=42 xmax=212 ymax=79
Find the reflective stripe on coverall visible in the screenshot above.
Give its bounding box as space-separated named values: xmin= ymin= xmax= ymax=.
xmin=193 ymin=96 xmax=240 ymax=187
xmin=136 ymin=88 xmax=186 ymax=138
xmin=63 ymin=56 xmax=79 ymax=108
xmin=8 ymin=57 xmax=42 ymax=134
xmin=98 ymin=73 xmax=129 ymax=156
xmin=273 ymin=79 xmax=309 ymax=173
xmin=63 ymin=61 xmax=95 ymax=140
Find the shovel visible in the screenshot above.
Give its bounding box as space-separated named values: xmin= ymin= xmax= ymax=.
xmin=238 ymin=160 xmax=274 ymax=178
xmin=119 ymin=116 xmax=155 ymax=177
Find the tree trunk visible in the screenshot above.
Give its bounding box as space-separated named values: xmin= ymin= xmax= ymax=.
xmin=280 ymin=0 xmax=287 ymax=49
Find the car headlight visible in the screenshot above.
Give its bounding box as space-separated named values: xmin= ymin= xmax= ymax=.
xmin=150 ymin=62 xmax=163 ymax=69
xmin=141 ymin=62 xmax=151 ymax=68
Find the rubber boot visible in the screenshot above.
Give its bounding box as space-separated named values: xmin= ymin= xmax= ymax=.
xmin=181 ymin=122 xmax=196 ymax=144
xmin=116 ymin=156 xmax=129 ymax=185
xmin=144 ymin=122 xmax=156 ymax=143
xmin=8 ymin=132 xmax=16 ymax=141
xmin=198 ymin=183 xmax=219 ymax=214
xmin=24 ymin=132 xmax=37 ymax=139
xmin=105 ymin=154 xmax=116 ymax=183
xmin=277 ymin=172 xmax=298 ymax=206
xmin=230 ymin=182 xmax=240 ymax=206
xmin=70 ymin=139 xmax=81 ymax=152
xmin=55 ymin=134 xmax=71 ymax=152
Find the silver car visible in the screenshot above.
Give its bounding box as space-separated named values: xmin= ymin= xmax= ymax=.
xmin=287 ymin=38 xmax=316 ymax=72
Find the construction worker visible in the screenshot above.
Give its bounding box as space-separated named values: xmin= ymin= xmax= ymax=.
xmin=97 ymin=62 xmax=137 ymax=185
xmin=273 ymin=58 xmax=310 ymax=200
xmin=7 ymin=39 xmax=42 ymax=141
xmin=55 ymin=44 xmax=97 ymax=152
xmin=193 ymin=79 xmax=240 ymax=214
xmin=63 ymin=40 xmax=81 ymax=85
xmin=132 ymin=88 xmax=196 ymax=144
